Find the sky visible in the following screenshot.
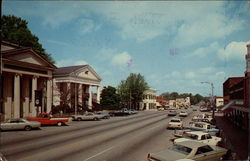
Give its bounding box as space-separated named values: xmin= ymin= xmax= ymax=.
xmin=3 ymin=1 xmax=250 ymax=97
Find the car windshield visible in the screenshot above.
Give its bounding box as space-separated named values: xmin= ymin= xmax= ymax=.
xmin=171 ymin=120 xmax=180 ymax=122
xmin=169 ymin=144 xmax=192 ymax=155
xmin=184 ymin=134 xmax=198 ymax=140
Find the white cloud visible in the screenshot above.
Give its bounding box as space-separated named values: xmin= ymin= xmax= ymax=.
xmin=56 ymin=59 xmax=88 ymax=67
xmin=185 ymin=72 xmax=196 ymax=79
xmin=215 ymin=71 xmax=226 ymax=77
xmin=77 ymin=18 xmax=101 ymax=35
xmin=218 ymin=41 xmax=250 ymax=61
xmin=191 ymin=42 xmax=220 ymax=57
xmin=198 ymin=67 xmax=215 ymax=74
xmin=165 ymin=71 xmax=181 ymax=79
xmin=9 ymin=1 xmax=247 ymax=45
xmin=111 ymin=52 xmax=132 ymax=67
xmin=96 ymin=48 xmax=116 ymax=61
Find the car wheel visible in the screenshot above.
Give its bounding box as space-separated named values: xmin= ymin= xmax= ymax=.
xmin=24 ymin=125 xmax=32 ymax=131
xmin=57 ymin=122 xmax=63 ymax=126
xmin=77 ymin=117 xmax=82 ymax=121
xmin=94 ymin=117 xmax=98 ymax=121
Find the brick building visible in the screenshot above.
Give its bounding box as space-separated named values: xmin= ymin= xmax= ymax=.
xmin=222 ymin=43 xmax=250 ymax=131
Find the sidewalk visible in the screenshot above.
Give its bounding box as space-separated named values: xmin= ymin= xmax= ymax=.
xmin=215 ymin=113 xmax=248 ymax=160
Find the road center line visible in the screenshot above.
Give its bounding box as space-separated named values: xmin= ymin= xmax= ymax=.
xmin=84 ymin=146 xmax=114 ymax=161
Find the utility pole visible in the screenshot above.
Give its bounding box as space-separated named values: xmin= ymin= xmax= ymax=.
xmin=75 ymin=83 xmax=77 ymax=115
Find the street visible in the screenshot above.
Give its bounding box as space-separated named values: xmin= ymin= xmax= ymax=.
xmin=1 ymin=108 xmax=198 ymax=161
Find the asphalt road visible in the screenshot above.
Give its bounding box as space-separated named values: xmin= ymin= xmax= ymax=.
xmin=0 ymin=108 xmax=199 ymax=161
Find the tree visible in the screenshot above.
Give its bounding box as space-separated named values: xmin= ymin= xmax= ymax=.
xmin=191 ymin=94 xmax=204 ymax=105
xmin=1 ymin=15 xmax=55 ymax=64
xmin=100 ymin=86 xmax=120 ymax=110
xmin=161 ymin=92 xmax=204 ymax=105
xmin=117 ymin=73 xmax=149 ymax=110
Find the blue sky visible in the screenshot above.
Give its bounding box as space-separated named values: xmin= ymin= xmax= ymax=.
xmin=3 ymin=1 xmax=250 ymax=96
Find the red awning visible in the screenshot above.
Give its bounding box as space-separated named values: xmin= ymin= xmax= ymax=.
xmin=222 ymin=101 xmax=234 ymax=112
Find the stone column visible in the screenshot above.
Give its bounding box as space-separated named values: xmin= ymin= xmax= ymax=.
xmin=30 ymin=76 xmax=37 ymax=117
xmin=13 ymin=74 xmax=20 ymax=118
xmin=67 ymin=82 xmax=71 ymax=108
xmin=88 ymin=85 xmax=92 ymax=109
xmin=78 ymin=84 xmax=82 ymax=107
xmin=46 ymin=78 xmax=52 ymax=113
xmin=22 ymin=77 xmax=30 ymax=117
xmin=97 ymin=86 xmax=101 ymax=104
xmin=3 ymin=74 xmax=13 ymax=120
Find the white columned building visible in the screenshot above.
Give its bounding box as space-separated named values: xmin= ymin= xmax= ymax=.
xmin=53 ymin=65 xmax=101 ymax=112
xmin=0 ymin=41 xmax=56 ymax=121
xmin=140 ymin=88 xmax=157 ymax=110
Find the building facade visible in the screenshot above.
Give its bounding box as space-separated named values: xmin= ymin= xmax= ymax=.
xmin=0 ymin=42 xmax=56 ymax=121
xmin=53 ymin=65 xmax=101 ymax=112
xmin=140 ymin=88 xmax=157 ymax=110
xmin=214 ymin=96 xmax=224 ymax=108
xmin=156 ymin=96 xmax=168 ymax=108
xmin=222 ymin=43 xmax=250 ymax=131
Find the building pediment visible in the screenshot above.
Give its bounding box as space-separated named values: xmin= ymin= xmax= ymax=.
xmin=54 ymin=65 xmax=101 ymax=85
xmin=2 ymin=48 xmax=55 ymax=69
xmin=74 ymin=65 xmax=101 ymax=82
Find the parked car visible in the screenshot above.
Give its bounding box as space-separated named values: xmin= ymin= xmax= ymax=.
xmin=174 ymin=122 xmax=219 ymax=137
xmin=0 ymin=118 xmax=41 ymax=131
xmin=147 ymin=141 xmax=227 ymax=161
xmin=72 ymin=113 xmax=102 ymax=121
xmin=179 ymin=111 xmax=188 ymax=117
xmin=167 ymin=118 xmax=183 ymax=129
xmin=168 ymin=110 xmax=177 ymax=116
xmin=96 ymin=112 xmax=111 ymax=119
xmin=158 ymin=107 xmax=165 ymax=111
xmin=200 ymin=108 xmax=209 ymax=112
xmin=192 ymin=114 xmax=213 ymax=122
xmin=112 ymin=110 xmax=130 ymax=116
xmin=127 ymin=109 xmax=138 ymax=114
xmin=27 ymin=113 xmax=70 ymax=126
xmin=192 ymin=118 xmax=215 ymax=125
xmin=174 ymin=131 xmax=222 ymax=146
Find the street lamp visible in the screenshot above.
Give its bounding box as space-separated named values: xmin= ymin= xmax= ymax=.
xmin=201 ymin=81 xmax=215 ymax=118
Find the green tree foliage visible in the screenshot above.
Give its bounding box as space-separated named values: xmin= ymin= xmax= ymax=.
xmin=1 ymin=15 xmax=55 ymax=64
xmin=191 ymin=94 xmax=204 ymax=105
xmin=161 ymin=92 xmax=204 ymax=105
xmin=117 ymin=73 xmax=149 ymax=110
xmin=100 ymin=86 xmax=120 ymax=110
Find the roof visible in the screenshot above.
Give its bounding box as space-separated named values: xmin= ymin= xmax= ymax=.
xmin=1 ymin=41 xmax=56 ymax=69
xmin=53 ymin=64 xmax=102 ymax=81
xmin=186 ymin=131 xmax=208 ymax=135
xmin=177 ymin=140 xmax=207 ymax=148
xmin=53 ymin=65 xmax=87 ymax=75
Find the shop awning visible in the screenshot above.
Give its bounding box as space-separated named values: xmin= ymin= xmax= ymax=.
xmin=221 ymin=101 xmax=234 ymax=112
xmin=222 ymin=101 xmax=250 ymax=113
xmin=231 ymin=106 xmax=250 ymax=113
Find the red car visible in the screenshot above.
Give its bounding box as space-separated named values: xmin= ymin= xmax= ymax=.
xmin=27 ymin=113 xmax=71 ymax=126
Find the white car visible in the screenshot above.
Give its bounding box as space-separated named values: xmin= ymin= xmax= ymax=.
xmin=147 ymin=141 xmax=227 ymax=161
xmin=174 ymin=131 xmax=222 ymax=146
xmin=72 ymin=113 xmax=102 ymax=121
xmin=179 ymin=111 xmax=188 ymax=117
xmin=167 ymin=118 xmax=183 ymax=129
xmin=192 ymin=114 xmax=213 ymax=122
xmin=0 ymin=118 xmax=41 ymax=131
